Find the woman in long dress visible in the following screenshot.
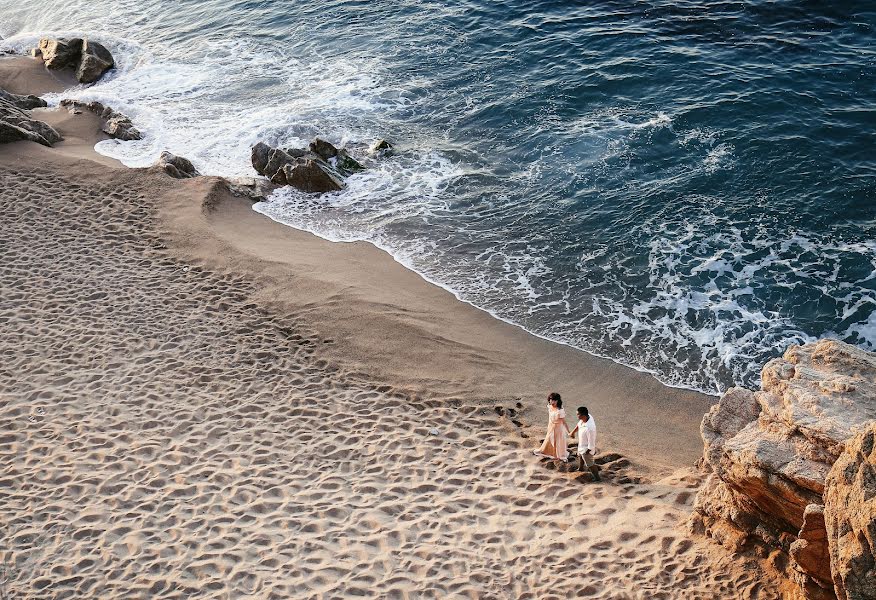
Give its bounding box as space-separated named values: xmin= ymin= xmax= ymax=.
xmin=533 ymin=392 xmax=570 ymax=460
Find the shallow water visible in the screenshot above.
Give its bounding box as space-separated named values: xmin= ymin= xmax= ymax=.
xmin=3 ymin=0 xmax=874 ymax=394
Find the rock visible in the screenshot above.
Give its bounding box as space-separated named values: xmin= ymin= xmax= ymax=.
xmin=35 ymin=37 xmax=114 ymax=84
xmin=156 ymin=151 xmax=199 ymax=179
xmin=61 ymin=99 xmax=142 ymax=141
xmin=251 ymin=141 xmax=347 ymax=193
xmin=693 ymin=339 xmax=876 ymax=599
xmin=333 ymin=150 xmax=364 ymax=176
xmin=102 ymin=115 xmax=141 ymax=141
xmin=251 ymin=142 xmax=272 ymax=175
xmin=309 ymin=137 xmax=339 ymax=161
xmin=824 ymin=424 xmax=876 ymax=600
xmin=76 ymin=39 xmax=114 ymax=84
xmin=308 ymin=137 xmax=364 ymax=176
xmin=37 ymin=37 xmax=83 ymax=70
xmin=281 ymin=159 xmax=344 ymax=193
xmin=0 ymin=89 xmax=47 ymax=110
xmin=0 ymin=99 xmax=62 ymax=146
xmin=369 ymin=138 xmax=393 ymax=155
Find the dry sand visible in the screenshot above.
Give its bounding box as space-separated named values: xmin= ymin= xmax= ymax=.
xmin=1 ymin=56 xmax=782 ymax=598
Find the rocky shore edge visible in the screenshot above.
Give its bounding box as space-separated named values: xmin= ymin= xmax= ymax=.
xmin=692 ymin=339 xmax=876 ymax=599
xmin=1 ymin=37 xmax=393 ymax=199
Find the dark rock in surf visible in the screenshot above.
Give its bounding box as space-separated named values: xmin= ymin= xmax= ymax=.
xmin=281 ymin=159 xmax=345 ymax=193
xmin=309 ymin=137 xmax=364 ymax=176
xmin=76 ymin=40 xmax=114 ymax=84
xmin=251 ymin=141 xmax=346 ymax=194
xmin=251 ymin=142 xmax=272 ymax=175
xmin=369 ymin=138 xmax=393 ymax=155
xmin=156 ymin=151 xmax=200 ymax=179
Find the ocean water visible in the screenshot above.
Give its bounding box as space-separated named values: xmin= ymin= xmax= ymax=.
xmin=2 ymin=1 xmax=874 ymax=395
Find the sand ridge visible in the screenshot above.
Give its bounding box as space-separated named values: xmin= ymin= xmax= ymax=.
xmin=0 ymin=153 xmax=783 ymax=598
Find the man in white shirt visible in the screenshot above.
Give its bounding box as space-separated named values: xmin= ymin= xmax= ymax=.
xmin=569 ymin=406 xmax=600 ymax=482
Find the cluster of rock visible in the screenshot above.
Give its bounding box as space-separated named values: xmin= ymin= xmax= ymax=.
xmin=59 ymin=99 xmax=141 ymax=141
xmin=31 ymin=37 xmax=114 ymax=84
xmin=251 ymin=138 xmax=391 ymax=194
xmin=0 ymin=90 xmax=61 ymax=146
xmin=692 ymin=339 xmax=876 ymax=599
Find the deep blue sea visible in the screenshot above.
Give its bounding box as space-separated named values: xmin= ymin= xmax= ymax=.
xmin=2 ymin=1 xmax=874 ymax=394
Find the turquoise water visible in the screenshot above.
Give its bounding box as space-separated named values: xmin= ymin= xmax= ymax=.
xmin=2 ymin=1 xmax=874 ymax=394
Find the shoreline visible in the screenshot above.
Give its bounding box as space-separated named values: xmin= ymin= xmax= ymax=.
xmin=252 ymin=204 xmax=721 ymax=400
xmin=0 ymin=53 xmax=784 ymax=598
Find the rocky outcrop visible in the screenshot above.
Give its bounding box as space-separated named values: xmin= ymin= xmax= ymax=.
xmin=59 ymin=99 xmax=142 ymax=141
xmin=155 ymin=151 xmax=199 ymax=179
xmin=0 ymin=97 xmax=62 ymax=146
xmin=692 ymin=339 xmax=876 ymax=599
xmin=251 ymin=139 xmax=349 ymax=193
xmin=34 ymin=37 xmax=114 ymax=84
xmin=0 ymin=89 xmax=48 ymax=110
xmin=824 ymin=424 xmax=876 ymax=600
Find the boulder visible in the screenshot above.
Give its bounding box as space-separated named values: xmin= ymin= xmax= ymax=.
xmin=156 ymin=151 xmax=199 ymax=179
xmin=281 ymin=159 xmax=344 ymax=193
xmin=369 ymin=138 xmax=393 ymax=155
xmin=102 ymin=115 xmax=141 ymax=141
xmin=76 ymin=40 xmax=114 ymax=84
xmin=251 ymin=140 xmax=348 ymax=193
xmin=35 ymin=37 xmax=114 ymax=84
xmin=251 ymin=142 xmax=272 ymax=175
xmin=693 ymin=339 xmax=876 ymax=599
xmin=824 ymin=424 xmax=876 ymax=600
xmin=0 ymin=99 xmax=62 ymax=146
xmin=0 ymin=89 xmax=47 ymax=110
xmin=37 ymin=37 xmax=83 ymax=70
xmin=309 ymin=137 xmax=339 ymax=161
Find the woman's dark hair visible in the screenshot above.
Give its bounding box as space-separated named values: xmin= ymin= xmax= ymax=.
xmin=548 ymin=392 xmax=562 ymax=408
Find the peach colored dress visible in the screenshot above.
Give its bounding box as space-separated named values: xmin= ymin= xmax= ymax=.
xmin=536 ymin=405 xmax=568 ymax=460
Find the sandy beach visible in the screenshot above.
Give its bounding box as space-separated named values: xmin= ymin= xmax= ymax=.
xmin=1 ymin=55 xmax=783 ymax=598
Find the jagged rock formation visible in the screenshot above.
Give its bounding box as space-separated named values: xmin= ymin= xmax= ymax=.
xmin=59 ymin=99 xmax=141 ymax=141
xmin=0 ymin=95 xmax=62 ymax=146
xmin=251 ymin=137 xmax=366 ymax=194
xmin=155 ymin=151 xmax=199 ymax=179
xmin=33 ymin=37 xmax=114 ymax=84
xmin=824 ymin=423 xmax=876 ymax=600
xmin=692 ymin=339 xmax=876 ymax=599
xmin=0 ymin=89 xmax=47 ymax=110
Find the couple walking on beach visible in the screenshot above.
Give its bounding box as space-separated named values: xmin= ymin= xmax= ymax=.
xmin=533 ymin=392 xmax=601 ymax=482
